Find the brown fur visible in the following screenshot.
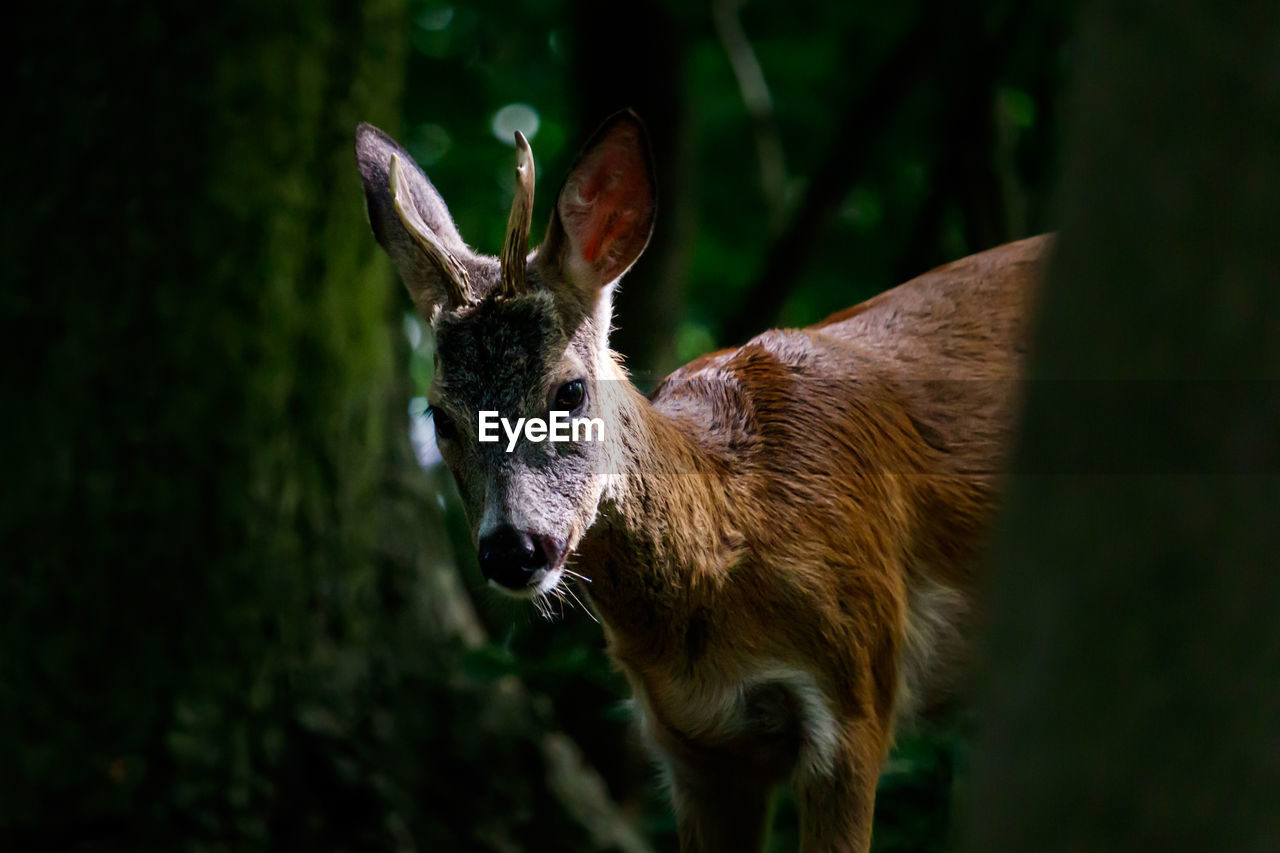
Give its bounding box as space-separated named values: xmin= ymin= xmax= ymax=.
xmin=581 ymin=235 xmax=1046 ymax=851
xmin=355 ymin=112 xmax=1048 ymax=852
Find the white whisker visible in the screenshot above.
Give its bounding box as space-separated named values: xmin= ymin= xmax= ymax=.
xmin=540 ymin=591 xmax=561 ymax=622
xmin=565 ymin=582 xmax=598 ymax=624
xmin=555 ymin=585 xmax=579 ymax=618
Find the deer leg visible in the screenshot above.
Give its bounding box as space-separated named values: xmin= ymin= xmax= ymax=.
xmin=794 ymin=721 xmax=887 ymax=853
xmin=668 ymin=761 xmax=776 ymax=853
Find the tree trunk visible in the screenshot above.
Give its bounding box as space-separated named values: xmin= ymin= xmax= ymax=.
xmin=2 ymin=3 xmax=644 ymax=850
xmin=2 ymin=0 xmax=416 ymax=843
xmin=959 ymin=1 xmax=1280 ymax=850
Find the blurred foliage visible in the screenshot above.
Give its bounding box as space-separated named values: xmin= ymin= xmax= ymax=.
xmin=3 ymin=0 xmax=1074 ymax=850
xmin=396 ymin=0 xmax=1072 ymax=383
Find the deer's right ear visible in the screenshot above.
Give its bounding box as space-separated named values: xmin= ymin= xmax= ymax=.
xmin=355 ymin=123 xmax=474 ymax=315
xmin=537 ymin=111 xmax=657 ymax=312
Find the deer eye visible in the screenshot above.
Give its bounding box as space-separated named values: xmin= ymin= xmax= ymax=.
xmin=428 ymin=405 xmax=457 ymax=441
xmin=553 ymin=379 xmax=586 ymax=413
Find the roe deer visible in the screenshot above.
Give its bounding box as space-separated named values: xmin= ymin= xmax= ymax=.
xmin=355 ymin=111 xmax=1046 ymax=852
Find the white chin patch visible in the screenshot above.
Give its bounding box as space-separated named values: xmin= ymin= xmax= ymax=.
xmin=534 ymin=566 xmax=565 ymax=595
xmin=487 ymin=566 xmax=565 ymax=599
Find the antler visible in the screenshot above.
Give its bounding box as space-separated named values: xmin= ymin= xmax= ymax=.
xmin=389 ymin=154 xmax=472 ymax=306
xmin=499 ymin=131 xmax=535 ymax=297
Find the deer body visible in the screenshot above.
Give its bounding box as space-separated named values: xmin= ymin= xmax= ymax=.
xmin=356 ymin=112 xmax=1046 ymax=852
xmin=580 ymin=235 xmax=1042 ymax=850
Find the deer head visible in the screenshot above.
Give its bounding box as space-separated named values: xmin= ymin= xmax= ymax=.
xmin=355 ymin=112 xmax=657 ymax=596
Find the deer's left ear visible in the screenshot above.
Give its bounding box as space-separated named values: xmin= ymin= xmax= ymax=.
xmin=537 ymin=110 xmax=657 ymax=308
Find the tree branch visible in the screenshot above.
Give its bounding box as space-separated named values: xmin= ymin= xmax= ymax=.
xmin=719 ymin=18 xmax=938 ymax=345
xmin=711 ymin=0 xmax=788 ymax=228
xmin=893 ymin=3 xmax=1038 ymax=282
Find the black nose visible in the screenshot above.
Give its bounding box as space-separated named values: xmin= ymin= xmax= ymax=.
xmin=478 ymin=526 xmax=549 ymax=590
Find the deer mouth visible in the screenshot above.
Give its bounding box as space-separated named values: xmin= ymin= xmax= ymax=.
xmin=532 ymin=563 xmax=567 ymax=596
xmin=483 ymin=553 xmax=568 ymax=600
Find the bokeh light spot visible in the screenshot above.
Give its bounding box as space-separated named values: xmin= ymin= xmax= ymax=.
xmin=491 ymin=104 xmax=540 ymax=145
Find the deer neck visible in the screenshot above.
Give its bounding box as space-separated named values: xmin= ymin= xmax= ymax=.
xmin=577 ymin=366 xmax=741 ymax=647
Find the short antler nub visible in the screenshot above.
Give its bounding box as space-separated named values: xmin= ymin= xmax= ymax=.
xmin=389 ymin=154 xmax=472 ymax=307
xmin=499 ymin=131 xmax=535 ymax=297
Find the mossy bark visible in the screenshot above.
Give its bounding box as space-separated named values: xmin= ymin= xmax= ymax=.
xmin=3 ymin=3 xmax=651 ymax=848
xmin=2 ymin=1 xmax=449 ymax=845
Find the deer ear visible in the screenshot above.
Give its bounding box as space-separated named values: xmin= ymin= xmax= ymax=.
xmin=538 ymin=111 xmax=657 ymax=307
xmin=355 ymin=123 xmax=474 ymax=315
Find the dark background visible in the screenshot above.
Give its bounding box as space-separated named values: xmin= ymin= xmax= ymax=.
xmin=4 ymin=1 xmax=1277 ymax=851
